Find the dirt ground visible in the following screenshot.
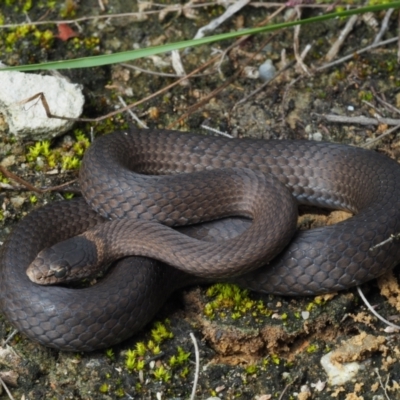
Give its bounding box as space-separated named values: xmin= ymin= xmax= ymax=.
xmin=1 ymin=1 xmax=400 ymax=399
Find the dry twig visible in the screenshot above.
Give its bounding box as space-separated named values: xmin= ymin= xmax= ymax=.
xmin=317 ymin=114 xmax=400 ymax=126
xmin=373 ymin=8 xmax=395 ymax=44
xmin=0 ymin=165 xmax=78 ymax=194
xmin=189 ymin=332 xmax=200 ymax=400
xmin=325 ymin=14 xmax=359 ymax=62
xmin=0 ymin=376 xmax=15 ymax=400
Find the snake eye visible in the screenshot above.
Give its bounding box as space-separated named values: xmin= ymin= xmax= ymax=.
xmin=51 ymin=260 xmax=70 ymax=279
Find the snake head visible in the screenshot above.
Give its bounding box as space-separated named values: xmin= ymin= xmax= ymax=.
xmin=26 ymin=236 xmax=99 ymax=285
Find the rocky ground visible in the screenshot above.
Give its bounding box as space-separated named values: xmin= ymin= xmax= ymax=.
xmin=1 ymin=1 xmax=400 ymax=399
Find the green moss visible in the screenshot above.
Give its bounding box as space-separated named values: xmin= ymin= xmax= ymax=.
xmin=271 ymin=354 xmax=280 ymax=365
xmin=245 ymin=364 xmax=258 ymax=375
xmin=135 ymin=342 xmax=147 ymax=357
xmin=99 ymin=383 xmax=109 ymax=394
xmin=150 ymin=320 xmax=174 ymax=344
xmin=61 ymin=155 xmax=80 ymax=170
xmin=59 ymin=0 xmax=77 ymax=18
xmin=114 ymin=388 xmax=125 ymax=398
xmin=204 ymin=283 xmax=272 ymax=322
xmin=169 ymin=346 xmax=190 ymax=368
xmin=70 ymin=36 xmax=100 ymax=51
xmin=29 ymin=195 xmax=38 ymax=204
xmin=105 ymin=348 xmax=114 ymax=360
xmin=136 ymin=359 xmax=145 ymax=371
xmin=147 ymin=340 xmax=161 ymax=355
xmin=0 ymin=172 xmax=10 ymax=184
xmin=153 ymin=365 xmax=171 ymax=382
xmin=4 ymin=24 xmax=54 ymax=52
xmin=358 ymin=91 xmax=373 ymax=101
xmin=125 ymin=349 xmax=137 ymax=372
xmin=180 ymin=366 xmax=190 ymax=379
xmin=306 ymin=344 xmax=318 ymax=354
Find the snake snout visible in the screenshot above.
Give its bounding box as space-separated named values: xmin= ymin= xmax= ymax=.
xmin=27 ymin=236 xmax=99 ymax=285
xmin=26 ymin=247 xmax=71 ymax=285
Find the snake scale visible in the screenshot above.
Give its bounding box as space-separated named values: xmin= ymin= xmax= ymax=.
xmin=1 ymin=129 xmax=400 ymax=351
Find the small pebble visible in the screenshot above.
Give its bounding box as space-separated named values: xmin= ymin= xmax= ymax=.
xmin=10 ymin=196 xmax=25 ymax=209
xmin=258 ymin=60 xmax=276 ymax=82
xmin=320 ymin=351 xmax=361 ymax=385
xmin=301 ymin=311 xmax=310 ymax=320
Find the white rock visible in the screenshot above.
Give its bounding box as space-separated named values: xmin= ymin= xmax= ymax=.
xmin=0 ymin=70 xmax=84 ymax=140
xmin=320 ymin=351 xmax=362 ymax=386
xmin=258 ymin=60 xmax=276 ymax=82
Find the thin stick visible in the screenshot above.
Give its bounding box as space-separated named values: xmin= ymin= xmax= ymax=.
xmin=0 ymin=376 xmax=15 ymax=400
xmin=317 ymin=36 xmax=398 ymax=71
xmin=374 ymin=369 xmax=391 ymax=400
xmin=361 ymin=124 xmax=400 ymax=148
xmin=277 ymin=376 xmax=298 ymax=400
xmin=398 ymin=10 xmax=400 ymax=63
xmin=0 ymin=1 xmax=341 ymax=29
xmin=325 ymin=15 xmax=359 ymax=62
xmin=3 ymin=329 xmax=18 ymax=346
xmin=117 ymin=96 xmax=148 ymax=128
xmin=193 ymin=0 xmax=250 ymax=40
xmin=373 ymin=8 xmax=394 ymax=44
xmin=317 ymin=114 xmax=400 ymax=126
xmin=0 ymin=166 xmax=78 ymax=194
xmin=19 ymin=55 xmax=221 ymax=124
xmin=372 ymin=91 xmax=400 ymax=116
xmin=0 ymin=2 xmax=227 ymax=29
xmin=189 ymin=332 xmax=200 ymax=400
xmin=293 ymin=7 xmax=311 ymax=75
xmin=201 ymin=124 xmax=233 ymax=138
xmin=357 ymin=286 xmax=400 ymax=330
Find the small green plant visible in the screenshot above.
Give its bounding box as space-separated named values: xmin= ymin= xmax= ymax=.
xmin=115 ymin=388 xmax=125 ymax=398
xmin=73 ymin=130 xmax=90 ymax=156
xmin=359 ymin=91 xmax=373 ymax=101
xmin=151 ymin=321 xmax=173 ymax=344
xmin=204 ymin=283 xmax=272 ymax=322
xmin=306 ymin=344 xmax=318 ymax=354
xmin=26 ymin=140 xmax=51 ymax=162
xmin=105 ymin=348 xmax=114 ymax=360
xmin=61 ymin=155 xmax=80 ymax=170
xmin=0 ymin=172 xmax=10 ymax=184
xmin=153 ymin=365 xmax=171 ymax=382
xmin=147 ymin=340 xmax=161 ymax=354
xmin=135 ymin=342 xmax=147 ymax=357
xmin=136 ymin=359 xmax=145 ymax=371
xmin=245 ymin=364 xmax=258 ymax=375
xmin=125 ymin=349 xmax=137 ymax=371
xmin=169 ymin=346 xmax=190 ymax=368
xmin=99 ymin=383 xmax=109 ymax=394
xmin=271 ymin=354 xmax=280 ymax=365
xmin=180 ymin=366 xmax=190 ymax=378
xmin=29 ymin=195 xmax=38 ymax=204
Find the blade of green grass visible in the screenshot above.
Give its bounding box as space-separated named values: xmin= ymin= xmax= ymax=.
xmin=2 ymin=1 xmax=400 ymax=72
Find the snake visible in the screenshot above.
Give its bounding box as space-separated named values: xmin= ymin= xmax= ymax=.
xmin=1 ymin=128 xmax=400 ymax=352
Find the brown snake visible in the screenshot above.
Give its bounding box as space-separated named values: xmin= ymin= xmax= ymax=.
xmin=1 ymin=129 xmax=400 ymax=351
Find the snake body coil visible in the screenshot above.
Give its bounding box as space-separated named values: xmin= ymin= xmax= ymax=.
xmin=1 ymin=129 xmax=400 ymax=351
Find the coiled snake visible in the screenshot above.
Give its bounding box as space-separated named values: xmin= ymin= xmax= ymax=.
xmin=1 ymin=129 xmax=400 ymax=351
